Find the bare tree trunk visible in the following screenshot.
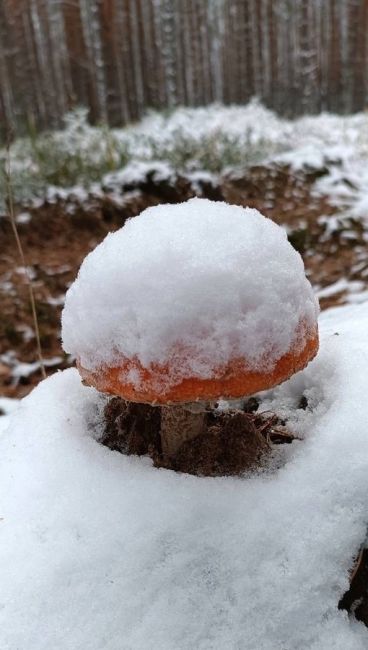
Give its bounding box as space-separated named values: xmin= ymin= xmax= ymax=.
xmin=296 ymin=0 xmax=319 ymax=113
xmin=0 ymin=14 xmax=14 ymax=133
xmin=1 ymin=0 xmax=368 ymax=136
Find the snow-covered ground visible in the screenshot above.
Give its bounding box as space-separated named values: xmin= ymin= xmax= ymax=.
xmin=1 ymin=301 xmax=368 ymax=649
xmin=1 ymin=101 xmax=368 ymax=223
xmin=0 ymin=397 xmax=19 ymax=434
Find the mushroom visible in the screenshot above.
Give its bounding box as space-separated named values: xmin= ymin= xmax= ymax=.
xmin=62 ymin=198 xmax=319 ymax=461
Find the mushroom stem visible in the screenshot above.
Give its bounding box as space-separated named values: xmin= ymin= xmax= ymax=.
xmin=160 ymin=403 xmax=206 ymax=458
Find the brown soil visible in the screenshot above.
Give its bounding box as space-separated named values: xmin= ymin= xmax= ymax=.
xmin=102 ymin=396 xmax=294 ymax=477
xmin=1 ymin=163 xmax=368 ymax=399
xmin=103 ymin=397 xmax=162 ymax=457
xmin=339 ymin=546 xmax=368 ymax=625
xmin=171 ymin=411 xmax=270 ymax=476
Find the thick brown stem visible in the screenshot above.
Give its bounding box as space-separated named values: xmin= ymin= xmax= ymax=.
xmin=160 ymin=404 xmax=205 ymax=458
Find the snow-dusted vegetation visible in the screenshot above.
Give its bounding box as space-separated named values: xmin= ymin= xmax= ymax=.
xmin=1 ymin=101 xmax=368 ymax=223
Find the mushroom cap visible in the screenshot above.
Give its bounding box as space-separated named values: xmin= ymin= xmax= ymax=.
xmin=77 ymin=326 xmax=318 ymax=404
xmin=62 ymin=198 xmax=319 ymax=401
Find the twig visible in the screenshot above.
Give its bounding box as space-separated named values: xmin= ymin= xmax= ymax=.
xmin=4 ymin=134 xmax=46 ymax=379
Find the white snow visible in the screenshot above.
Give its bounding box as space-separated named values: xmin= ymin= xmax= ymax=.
xmin=316 ymin=278 xmax=351 ymax=299
xmin=103 ymin=159 xmax=175 ymax=188
xmin=0 ymin=397 xmax=20 ymax=415
xmin=314 ymin=159 xmax=368 ymax=221
xmin=0 ymin=352 xmax=63 ymax=385
xmin=62 ymin=199 xmax=318 ymax=391
xmin=15 ymin=211 xmax=32 ymax=224
xmin=0 ymin=398 xmax=20 ymax=435
xmin=346 ymin=290 xmax=368 ymax=305
xmin=315 ymin=279 xmax=368 ymax=305
xmin=2 ymin=302 xmax=368 ymax=648
xmin=0 ymin=416 xmax=11 ymax=435
xmin=10 ymin=356 xmax=62 ymax=383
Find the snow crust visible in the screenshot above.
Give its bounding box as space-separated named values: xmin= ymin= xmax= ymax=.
xmin=2 ymin=303 xmax=368 ymax=648
xmin=62 ymin=199 xmax=318 ymax=391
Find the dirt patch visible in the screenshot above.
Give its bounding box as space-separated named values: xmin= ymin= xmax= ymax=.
xmin=170 ymin=411 xmax=270 ymax=476
xmin=102 ymin=397 xmax=295 ymax=477
xmin=339 ymin=546 xmax=368 ymax=626
xmin=103 ymin=397 xmax=162 ymax=457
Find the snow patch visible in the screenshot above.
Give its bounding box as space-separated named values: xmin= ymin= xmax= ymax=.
xmin=0 ymin=398 xmax=20 ymax=436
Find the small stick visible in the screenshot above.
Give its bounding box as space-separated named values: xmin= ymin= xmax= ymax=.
xmin=3 ymin=134 xmax=46 ymax=379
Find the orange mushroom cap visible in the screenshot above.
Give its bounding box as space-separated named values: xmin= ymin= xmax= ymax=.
xmin=78 ymin=322 xmax=319 ymax=404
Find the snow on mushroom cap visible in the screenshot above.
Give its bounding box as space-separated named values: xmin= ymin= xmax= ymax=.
xmin=62 ymin=198 xmax=319 ymax=391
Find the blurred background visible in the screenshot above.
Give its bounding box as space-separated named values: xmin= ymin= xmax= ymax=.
xmin=1 ymin=0 xmax=368 ymax=406
xmin=1 ymin=0 xmax=368 ymax=137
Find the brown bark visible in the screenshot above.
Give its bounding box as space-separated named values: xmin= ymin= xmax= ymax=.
xmin=1 ymin=0 xmax=368 ymax=136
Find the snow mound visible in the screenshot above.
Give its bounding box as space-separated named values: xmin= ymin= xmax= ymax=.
xmin=62 ymin=198 xmax=318 ymax=391
xmin=2 ymin=303 xmax=368 ymax=648
xmin=0 ymin=398 xmax=20 ymax=435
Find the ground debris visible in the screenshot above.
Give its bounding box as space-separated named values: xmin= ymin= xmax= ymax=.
xmin=339 ymin=545 xmax=368 ymax=627
xmin=101 ymin=397 xmax=296 ymax=477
